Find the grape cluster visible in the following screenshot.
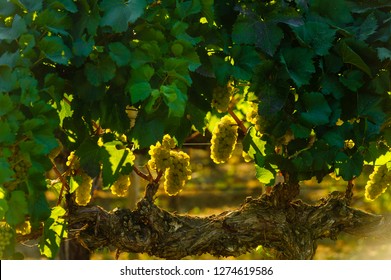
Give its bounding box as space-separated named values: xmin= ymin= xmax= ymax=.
xmin=210 ymin=115 xmax=238 ymax=164
xmin=246 ymin=102 xmax=264 ymax=133
xmin=0 ymin=224 xmax=13 ymax=259
xmin=148 ymin=134 xmax=176 ymax=171
xmin=126 ymin=105 xmax=138 ymax=128
xmin=15 ymin=221 xmax=31 ymax=235
xmin=4 ymin=147 xmax=31 ymax=191
xmin=66 ymin=151 xmax=80 ymax=174
xmin=365 ymin=165 xmax=390 ymax=200
xmin=164 ymin=151 xmax=192 ymax=196
xmin=211 ymin=84 xmax=233 ymax=113
xmin=75 ymin=172 xmax=93 ymax=206
xmin=148 ymin=135 xmax=191 ymax=195
xmin=111 ymin=174 xmax=131 ymax=197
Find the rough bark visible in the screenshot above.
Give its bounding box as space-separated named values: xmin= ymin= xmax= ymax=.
xmin=68 ymin=183 xmax=389 ymax=259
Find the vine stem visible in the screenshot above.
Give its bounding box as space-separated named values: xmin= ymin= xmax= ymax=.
xmin=50 ymin=160 xmax=69 ymax=206
xmin=228 ymin=107 xmax=247 ymax=135
xmin=132 ymin=165 xmax=151 ymax=182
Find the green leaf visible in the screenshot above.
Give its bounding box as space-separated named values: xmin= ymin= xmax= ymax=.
xmin=0 ymin=14 xmax=27 ymax=40
xmin=356 ymin=13 xmax=378 ymax=41
xmin=0 ymin=120 xmax=16 ymax=144
xmin=39 ymin=36 xmax=72 ymax=65
xmin=311 ymin=0 xmax=353 ymax=25
xmin=293 ymin=21 xmax=336 ymax=55
xmin=40 ymin=206 xmax=67 ymax=259
xmin=28 ymin=192 xmax=51 ymax=228
xmin=171 ymin=21 xmax=201 ymax=45
xmin=18 ymin=0 xmax=43 ymax=12
xmin=339 ymin=70 xmax=365 ymax=91
xmin=129 ymin=82 xmax=152 ymax=103
xmin=75 ymin=138 xmax=105 ymax=178
xmin=0 ymin=187 xmax=9 ymax=220
xmin=335 ymin=152 xmax=363 ymax=180
xmin=290 ymin=123 xmax=311 ymax=139
xmin=376 ymin=47 xmax=391 ymax=61
xmin=255 ymin=166 xmax=274 ymax=185
xmin=300 ymin=92 xmax=332 ymax=126
xmin=0 ymin=67 xmax=17 ymax=91
xmin=5 ymin=191 xmax=28 ymax=226
xmin=280 ymin=47 xmax=315 ymax=87
xmin=0 ymin=93 xmax=13 ymax=117
xmin=0 ymin=158 xmax=14 ymax=185
xmin=102 ymin=141 xmax=135 ymax=187
xmin=161 ymin=84 xmax=188 ymax=119
xmin=72 ymin=37 xmax=94 ymax=58
xmin=176 ymin=0 xmax=202 ymax=18
xmin=100 ymin=0 xmax=147 ymax=32
xmin=84 ymin=56 xmax=116 ymax=86
xmin=338 ymin=41 xmax=372 ymax=77
xmin=109 ymin=42 xmax=131 ymax=67
xmin=231 ymin=45 xmax=261 ymax=80
xmin=242 ymin=126 xmax=267 ymax=160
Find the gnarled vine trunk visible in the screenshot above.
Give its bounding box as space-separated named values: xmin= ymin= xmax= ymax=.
xmin=68 ymin=183 xmax=389 ymax=259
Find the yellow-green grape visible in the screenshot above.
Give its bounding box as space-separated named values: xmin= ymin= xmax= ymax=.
xmin=0 ymin=223 xmax=13 ymax=259
xmin=111 ymin=174 xmax=131 ymax=197
xmin=75 ymin=172 xmax=93 ymax=206
xmin=211 ymin=85 xmax=232 ymax=113
xmin=126 ymin=106 xmax=138 ymax=128
xmin=66 ymin=151 xmax=80 ymax=173
xmin=344 ymin=139 xmax=355 ymax=149
xmin=163 ymin=150 xmax=192 ymax=196
xmin=246 ymin=102 xmax=264 ymax=133
xmin=4 ymin=147 xmax=32 ymax=191
xmin=365 ymin=165 xmax=390 ymax=200
xmin=210 ymin=115 xmax=238 ymax=164
xmin=15 ymin=221 xmax=31 ymax=235
xmin=148 ymin=134 xmax=176 ymax=171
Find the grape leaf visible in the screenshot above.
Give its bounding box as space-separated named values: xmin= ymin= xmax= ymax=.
xmin=39 ymin=36 xmax=72 ymax=65
xmin=0 ymin=93 xmax=13 ymax=117
xmin=100 ymin=0 xmax=147 ymax=33
xmin=40 ymin=206 xmax=67 ymax=259
xmin=0 ymin=14 xmax=27 ymax=40
xmin=338 ymin=41 xmax=372 ymax=77
xmin=84 ymin=56 xmax=116 ymax=86
xmin=255 ymin=166 xmax=274 ymax=185
xmin=376 ymin=47 xmax=391 ymax=61
xmin=280 ymin=47 xmax=315 ymax=87
xmin=109 ymin=42 xmax=131 ymax=67
xmin=300 ymin=92 xmax=332 ymax=126
xmin=5 ymin=191 xmax=28 ymax=226
xmin=335 ymin=152 xmax=363 ymax=180
xmin=293 ymin=21 xmax=336 ymax=55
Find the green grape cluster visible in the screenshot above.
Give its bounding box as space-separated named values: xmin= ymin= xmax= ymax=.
xmin=75 ymin=172 xmax=93 ymax=206
xmin=210 ymin=115 xmax=238 ymax=164
xmin=0 ymin=224 xmax=13 ymax=259
xmin=148 ymin=134 xmax=176 ymax=171
xmin=148 ymin=135 xmax=192 ymax=195
xmin=164 ymin=151 xmax=192 ymax=196
xmin=246 ymin=102 xmax=264 ymax=133
xmin=4 ymin=147 xmax=32 ymax=191
xmin=111 ymin=174 xmax=131 ymax=197
xmin=365 ymin=165 xmax=390 ymax=200
xmin=211 ymin=84 xmax=233 ymax=113
xmin=66 ymin=151 xmax=80 ymax=174
xmin=125 ymin=105 xmax=138 ymax=128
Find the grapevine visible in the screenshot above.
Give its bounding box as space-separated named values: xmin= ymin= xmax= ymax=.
xmin=365 ymin=165 xmax=390 ymax=201
xmin=210 ymin=115 xmax=239 ymax=164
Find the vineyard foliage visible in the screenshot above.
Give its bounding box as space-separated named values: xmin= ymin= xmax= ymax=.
xmin=0 ymin=0 xmax=391 ymax=259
